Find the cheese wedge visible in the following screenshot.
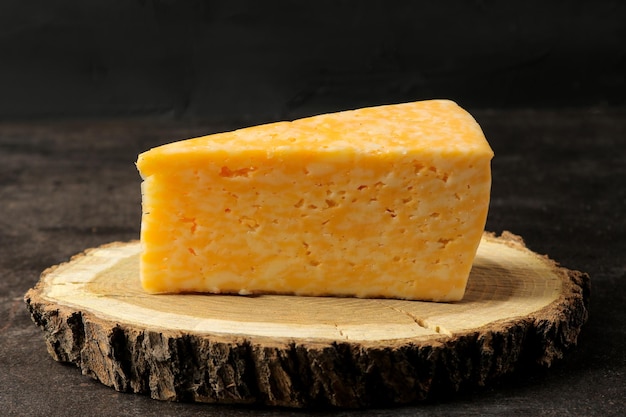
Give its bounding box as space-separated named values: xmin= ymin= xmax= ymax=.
xmin=136 ymin=100 xmax=493 ymax=301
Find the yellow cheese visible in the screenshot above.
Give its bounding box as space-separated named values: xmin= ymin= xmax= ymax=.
xmin=136 ymin=99 xmax=493 ymax=301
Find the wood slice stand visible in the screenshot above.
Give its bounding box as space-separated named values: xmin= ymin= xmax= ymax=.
xmin=24 ymin=232 xmax=589 ymax=408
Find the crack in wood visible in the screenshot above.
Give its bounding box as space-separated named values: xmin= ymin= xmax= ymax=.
xmin=334 ymin=323 xmax=348 ymax=340
xmin=376 ymin=302 xmax=452 ymax=336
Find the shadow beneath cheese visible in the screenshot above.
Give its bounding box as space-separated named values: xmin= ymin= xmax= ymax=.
xmin=462 ymin=253 xmax=523 ymax=303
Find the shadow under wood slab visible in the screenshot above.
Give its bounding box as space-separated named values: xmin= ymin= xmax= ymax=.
xmin=23 ymin=231 xmax=589 ymax=408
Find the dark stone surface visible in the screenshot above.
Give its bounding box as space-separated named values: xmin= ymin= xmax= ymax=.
xmin=1 ymin=107 xmax=625 ymax=415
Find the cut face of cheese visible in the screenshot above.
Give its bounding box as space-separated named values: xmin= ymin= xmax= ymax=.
xmin=136 ymin=100 xmax=493 ymax=301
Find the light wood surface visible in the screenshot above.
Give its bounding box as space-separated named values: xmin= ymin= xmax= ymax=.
xmin=24 ymin=231 xmax=590 ymax=408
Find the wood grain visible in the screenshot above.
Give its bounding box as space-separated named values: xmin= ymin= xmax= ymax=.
xmin=24 ymin=231 xmax=589 ymax=408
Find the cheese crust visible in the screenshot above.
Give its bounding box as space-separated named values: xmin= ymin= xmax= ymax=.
xmin=137 ymin=100 xmax=493 ymax=301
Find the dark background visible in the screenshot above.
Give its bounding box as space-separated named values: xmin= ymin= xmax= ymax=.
xmin=1 ymin=1 xmax=625 ymax=416
xmin=1 ymin=0 xmax=625 ymax=123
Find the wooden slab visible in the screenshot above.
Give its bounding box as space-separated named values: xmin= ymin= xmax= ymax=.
xmin=24 ymin=231 xmax=589 ymax=408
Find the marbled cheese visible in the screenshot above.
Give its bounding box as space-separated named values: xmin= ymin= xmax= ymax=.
xmin=136 ymin=99 xmax=493 ymax=301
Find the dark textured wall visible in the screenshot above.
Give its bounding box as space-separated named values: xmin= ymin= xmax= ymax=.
xmin=1 ymin=0 xmax=625 ymax=122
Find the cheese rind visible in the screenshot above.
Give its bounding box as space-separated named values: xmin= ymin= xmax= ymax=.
xmin=137 ymin=100 xmax=493 ymax=301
